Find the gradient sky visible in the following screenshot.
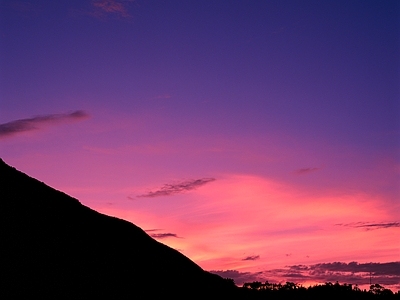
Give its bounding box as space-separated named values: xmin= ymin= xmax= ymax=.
xmin=1 ymin=0 xmax=399 ymax=291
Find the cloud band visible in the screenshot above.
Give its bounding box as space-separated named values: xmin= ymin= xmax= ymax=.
xmin=137 ymin=178 xmax=216 ymax=198
xmin=0 ymin=110 xmax=89 ymax=138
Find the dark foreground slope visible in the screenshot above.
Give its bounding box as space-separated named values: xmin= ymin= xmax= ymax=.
xmin=0 ymin=159 xmax=237 ymax=299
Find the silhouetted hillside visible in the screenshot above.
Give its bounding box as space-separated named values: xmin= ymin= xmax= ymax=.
xmin=0 ymin=159 xmax=237 ymax=299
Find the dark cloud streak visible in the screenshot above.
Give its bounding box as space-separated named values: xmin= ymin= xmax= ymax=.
xmin=242 ymin=255 xmax=260 ymax=261
xmin=145 ymin=229 xmax=162 ymax=233
xmin=137 ymin=178 xmax=215 ymax=198
xmin=150 ymin=233 xmax=179 ymax=239
xmin=337 ymin=222 xmax=400 ymax=230
xmin=0 ymin=111 xmax=89 ymax=138
xmin=145 ymin=229 xmax=181 ymax=239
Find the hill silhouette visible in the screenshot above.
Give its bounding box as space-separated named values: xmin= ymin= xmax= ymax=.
xmin=0 ymin=159 xmax=237 ymax=299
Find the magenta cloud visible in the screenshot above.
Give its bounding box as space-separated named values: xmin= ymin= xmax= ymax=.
xmin=0 ymin=111 xmax=89 ymax=138
xmin=211 ymin=261 xmax=400 ymax=288
xmin=279 ymin=262 xmax=400 ymax=287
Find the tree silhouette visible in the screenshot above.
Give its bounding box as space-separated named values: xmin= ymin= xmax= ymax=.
xmin=370 ymin=284 xmax=394 ymax=296
xmin=240 ymin=280 xmax=400 ymax=299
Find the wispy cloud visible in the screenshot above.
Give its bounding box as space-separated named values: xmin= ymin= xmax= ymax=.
xmin=137 ymin=178 xmax=216 ymax=198
xmin=150 ymin=233 xmax=180 ymax=239
xmin=336 ymin=221 xmax=400 ymax=230
xmin=0 ymin=111 xmax=89 ymax=138
xmin=145 ymin=229 xmax=181 ymax=239
xmin=242 ymin=255 xmax=260 ymax=261
xmin=144 ymin=229 xmax=162 ymax=232
xmin=91 ymin=0 xmax=133 ymax=18
xmin=294 ymin=167 xmax=320 ymax=175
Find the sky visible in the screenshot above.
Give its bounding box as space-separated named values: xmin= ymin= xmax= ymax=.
xmin=1 ymin=0 xmax=399 ymax=291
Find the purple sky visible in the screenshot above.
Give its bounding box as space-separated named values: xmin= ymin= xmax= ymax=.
xmin=1 ymin=0 xmax=399 ymax=291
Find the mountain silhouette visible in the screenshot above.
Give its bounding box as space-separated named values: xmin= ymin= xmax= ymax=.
xmin=0 ymin=159 xmax=237 ymax=299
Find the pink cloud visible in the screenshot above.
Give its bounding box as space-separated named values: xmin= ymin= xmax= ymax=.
xmin=92 ymin=0 xmax=132 ymax=18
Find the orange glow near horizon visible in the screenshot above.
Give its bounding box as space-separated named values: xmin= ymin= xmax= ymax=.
xmin=91 ymin=173 xmax=399 ymax=288
xmin=4 ymin=119 xmax=398 ymax=290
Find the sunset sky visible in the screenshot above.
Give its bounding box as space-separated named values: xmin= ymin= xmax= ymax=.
xmin=1 ymin=0 xmax=399 ymax=291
